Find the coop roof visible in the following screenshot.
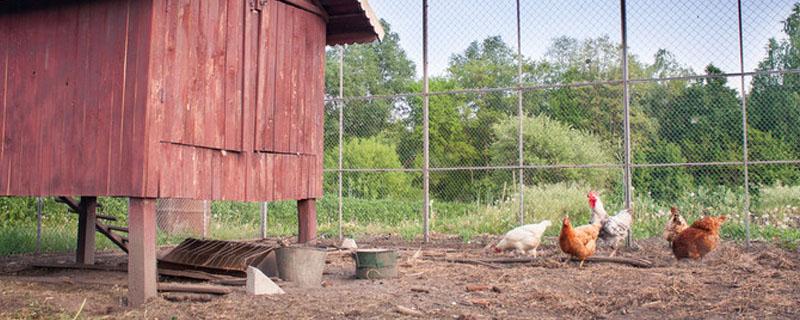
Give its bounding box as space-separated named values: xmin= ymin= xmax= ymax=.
xmin=321 ymin=0 xmax=385 ymax=45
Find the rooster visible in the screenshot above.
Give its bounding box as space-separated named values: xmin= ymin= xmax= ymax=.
xmin=672 ymin=215 xmax=726 ymax=260
xmin=587 ymin=191 xmax=633 ymax=257
xmin=662 ymin=206 xmax=689 ymax=245
xmin=492 ymin=220 xmax=551 ymax=257
xmin=558 ymin=216 xmax=601 ymax=268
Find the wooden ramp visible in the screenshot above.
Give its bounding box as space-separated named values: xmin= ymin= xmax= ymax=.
xmin=158 ymin=238 xmax=275 ymax=277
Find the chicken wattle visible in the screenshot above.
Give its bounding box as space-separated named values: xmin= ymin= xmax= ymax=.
xmin=588 ymin=191 xmax=633 ymax=256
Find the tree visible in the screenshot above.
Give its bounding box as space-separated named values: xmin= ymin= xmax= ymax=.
xmin=657 ymin=65 xmax=743 ymax=186
xmin=633 ymin=141 xmax=694 ymax=201
xmin=323 ymin=20 xmax=417 ymax=141
xmin=323 ymin=137 xmax=417 ymax=200
xmin=490 ymin=114 xmax=616 ymax=188
xmin=748 ymin=4 xmax=800 ymax=156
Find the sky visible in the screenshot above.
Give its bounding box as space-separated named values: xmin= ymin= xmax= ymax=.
xmin=363 ymin=0 xmax=798 ymax=84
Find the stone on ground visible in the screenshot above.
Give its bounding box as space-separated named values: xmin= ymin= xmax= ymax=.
xmin=246 ymin=266 xmax=285 ymax=295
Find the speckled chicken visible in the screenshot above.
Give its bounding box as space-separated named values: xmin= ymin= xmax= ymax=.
xmin=558 ymin=216 xmax=601 ymax=268
xmin=588 ymin=191 xmax=633 ymax=257
xmin=662 ymin=206 xmax=689 ymax=244
xmin=672 ymin=215 xmax=727 ymax=260
xmin=493 ymin=220 xmax=552 ymax=257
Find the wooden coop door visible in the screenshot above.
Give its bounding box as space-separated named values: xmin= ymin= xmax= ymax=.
xmin=160 ymin=0 xmax=246 ymax=152
xmin=254 ymin=0 xmax=326 ymax=155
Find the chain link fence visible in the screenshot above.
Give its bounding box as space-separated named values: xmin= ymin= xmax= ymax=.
xmin=323 ymin=0 xmax=800 ymax=245
xmin=3 ymin=0 xmax=800 ymax=257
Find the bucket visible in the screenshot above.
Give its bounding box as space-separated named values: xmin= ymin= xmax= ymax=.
xmin=275 ymin=246 xmax=327 ymax=288
xmin=353 ymin=249 xmax=397 ymax=279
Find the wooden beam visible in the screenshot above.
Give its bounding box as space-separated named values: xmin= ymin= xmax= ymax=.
xmin=108 ymin=225 xmax=129 ymax=233
xmin=76 ymin=197 xmax=97 ymax=265
xmin=95 ymin=220 xmax=128 ymax=253
xmin=128 ymin=198 xmax=157 ymax=307
xmin=157 ymin=282 xmax=232 ymax=295
xmin=279 ymin=0 xmax=328 ymax=21
xmin=297 ymin=198 xmax=317 ymax=244
xmin=56 ymin=196 xmax=81 ymax=213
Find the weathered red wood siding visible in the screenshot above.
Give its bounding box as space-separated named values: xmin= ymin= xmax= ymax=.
xmin=0 ymin=0 xmax=325 ymax=202
xmin=148 ymin=0 xmax=326 ymax=202
xmin=0 ymin=0 xmax=153 ymax=197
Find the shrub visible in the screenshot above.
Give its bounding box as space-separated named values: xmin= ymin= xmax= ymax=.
xmin=323 ymin=137 xmax=418 ymax=199
xmin=490 ymin=114 xmax=616 ymax=187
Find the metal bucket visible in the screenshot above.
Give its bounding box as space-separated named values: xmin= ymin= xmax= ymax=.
xmin=354 ymin=249 xmax=397 ymax=279
xmin=275 ymin=246 xmax=327 ymax=288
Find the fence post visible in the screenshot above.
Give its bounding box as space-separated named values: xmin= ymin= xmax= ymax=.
xmin=203 ymin=200 xmax=210 ymax=238
xmin=515 ymin=0 xmax=525 ymax=225
xmin=36 ymin=197 xmax=43 ymax=254
xmin=260 ymin=202 xmax=268 ymax=239
xmin=620 ymin=0 xmax=634 ymax=247
xmin=737 ymin=0 xmax=751 ymax=247
xmin=338 ymin=46 xmax=345 ymax=241
xmin=422 ymin=0 xmax=431 ymax=243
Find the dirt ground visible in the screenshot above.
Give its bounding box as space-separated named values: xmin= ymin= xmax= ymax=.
xmin=1 ymin=235 xmax=799 ymax=319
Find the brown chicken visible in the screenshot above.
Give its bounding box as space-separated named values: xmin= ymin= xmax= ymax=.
xmin=671 ymin=215 xmax=727 ymax=260
xmin=662 ymin=206 xmax=689 ymax=244
xmin=558 ymin=216 xmax=601 ymax=267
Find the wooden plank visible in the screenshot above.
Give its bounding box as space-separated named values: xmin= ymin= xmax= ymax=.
xmin=242 ymin=4 xmax=258 ymax=153
xmin=113 ymin=0 xmax=152 ymax=196
xmin=143 ymin=0 xmax=169 ymax=198
xmin=128 ymin=198 xmax=157 ymax=307
xmin=273 ymin=3 xmax=292 ymax=152
xmin=288 ymin=8 xmax=305 ymax=154
xmin=211 ymin=0 xmax=227 ymax=150
xmin=31 ymin=262 xmax=127 ymax=272
xmin=76 ymin=197 xmax=98 ymax=265
xmin=272 ymin=154 xmax=284 ymax=200
xmin=279 ymin=0 xmax=328 ymax=20
xmin=262 ymin=0 xmax=279 ymax=151
xmin=0 ymin=18 xmax=8 ymax=194
xmin=253 ymin=1 xmax=268 ymax=151
xmin=224 ymin=0 xmax=244 ymax=151
xmin=160 ymin=0 xmax=182 ymax=145
xmin=292 ymin=11 xmax=307 ymax=154
xmin=297 ymin=198 xmax=316 ymax=244
xmin=182 ymin=0 xmax=199 ymax=147
xmin=265 ymin=153 xmax=275 ymax=201
xmin=157 ymin=282 xmax=232 ymax=295
xmin=157 ymin=268 xmax=229 ymax=281
xmin=7 ymin=11 xmax=39 ymax=195
xmin=81 ymin=1 xmax=127 ymax=195
xmin=210 ymin=148 xmax=223 ymax=200
xmin=198 ymin=145 xmax=213 ymax=199
xmin=95 ymin=219 xmax=129 ymax=253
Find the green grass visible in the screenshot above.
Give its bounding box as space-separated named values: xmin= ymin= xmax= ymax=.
xmin=1 ymin=184 xmax=799 ymax=256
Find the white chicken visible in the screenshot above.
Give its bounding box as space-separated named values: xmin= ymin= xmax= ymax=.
xmin=492 ymin=220 xmax=552 ymax=257
xmin=588 ymin=191 xmax=633 ymax=257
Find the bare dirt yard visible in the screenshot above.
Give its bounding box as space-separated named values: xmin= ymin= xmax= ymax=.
xmin=1 ymin=235 xmax=799 ymax=319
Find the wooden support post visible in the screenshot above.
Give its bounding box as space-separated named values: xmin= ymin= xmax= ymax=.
xmin=128 ymin=198 xmax=157 ymax=307
xmin=76 ymin=197 xmax=98 ymax=265
xmin=297 ymin=199 xmax=317 ymax=244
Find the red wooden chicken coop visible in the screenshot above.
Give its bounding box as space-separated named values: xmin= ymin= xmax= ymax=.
xmin=0 ymin=0 xmax=382 ymax=306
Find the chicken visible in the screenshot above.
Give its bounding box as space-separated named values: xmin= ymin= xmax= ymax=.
xmin=588 ymin=191 xmax=633 ymax=257
xmin=493 ymin=220 xmax=552 ymax=257
xmin=671 ymin=215 xmax=727 ymax=260
xmin=662 ymin=206 xmax=689 ymax=244
xmin=558 ymin=216 xmax=601 ymax=267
